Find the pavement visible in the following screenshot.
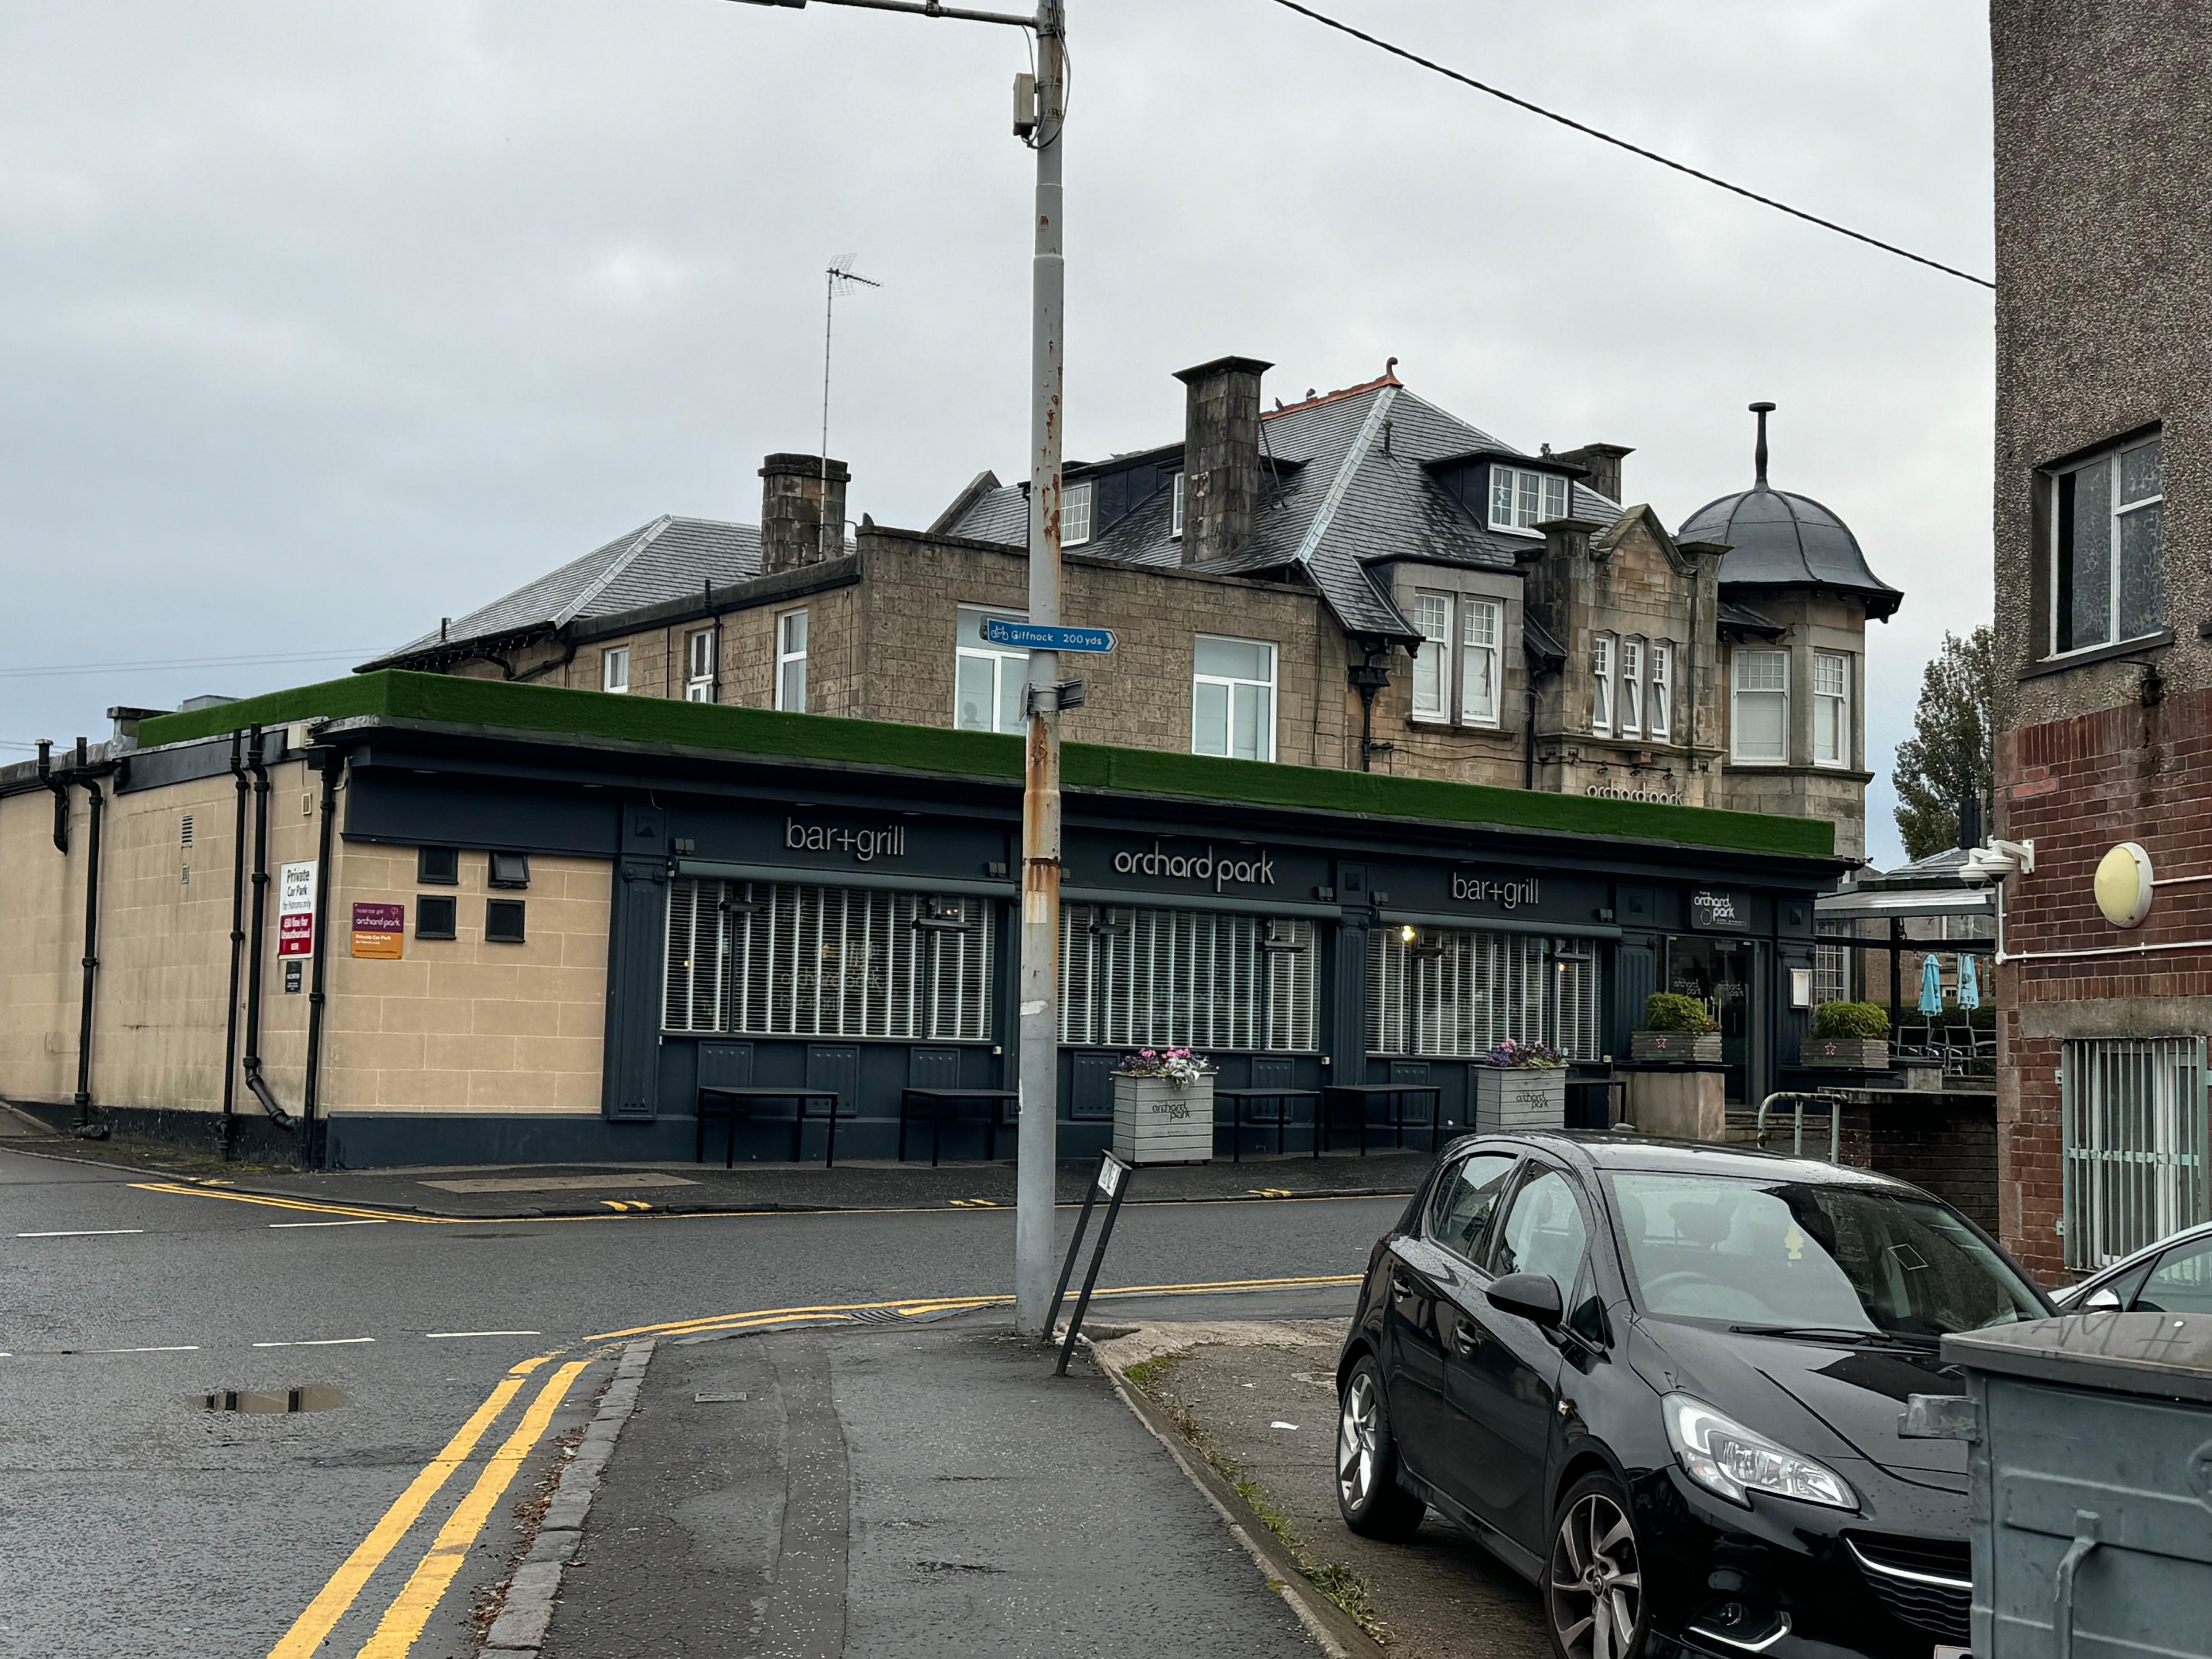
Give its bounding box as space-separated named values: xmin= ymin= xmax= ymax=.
xmin=1097 ymin=1321 xmax=1550 ymax=1659
xmin=529 ymin=1315 xmax=1321 ymax=1659
xmin=0 ymin=1136 xmax=1407 ymax=1658
xmin=0 ymin=1105 xmax=1435 ymax=1219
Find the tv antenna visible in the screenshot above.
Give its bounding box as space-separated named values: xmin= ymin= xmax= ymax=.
xmin=820 ymin=258 xmax=881 ymax=561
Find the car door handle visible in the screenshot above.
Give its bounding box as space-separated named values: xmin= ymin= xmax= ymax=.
xmin=1451 ymin=1320 xmax=1479 ymax=1356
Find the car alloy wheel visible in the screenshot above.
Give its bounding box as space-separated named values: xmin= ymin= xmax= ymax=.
xmin=1334 ymin=1355 xmax=1425 ymax=1540
xmin=1338 ymin=1369 xmax=1381 ymax=1511
xmin=1548 ymin=1481 xmax=1644 ymax=1659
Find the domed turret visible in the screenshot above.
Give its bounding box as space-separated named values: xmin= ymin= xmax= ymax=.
xmin=1678 ymin=403 xmax=1901 ymax=621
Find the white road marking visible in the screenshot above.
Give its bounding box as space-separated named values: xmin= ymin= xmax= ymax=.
xmin=16 ymin=1228 xmax=145 ymax=1237
xmin=254 ymin=1337 xmax=375 ymax=1347
xmin=268 ymin=1219 xmax=388 ymax=1229
xmin=1270 ymin=1421 xmax=1300 ymax=1430
xmin=425 ymin=1330 xmax=543 ymax=1339
xmin=96 ymin=1345 xmax=200 ymax=1353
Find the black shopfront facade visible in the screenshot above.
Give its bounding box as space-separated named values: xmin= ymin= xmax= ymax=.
xmin=325 ymin=721 xmax=1842 ymax=1167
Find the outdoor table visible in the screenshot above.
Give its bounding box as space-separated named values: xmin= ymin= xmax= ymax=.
xmin=1321 ymin=1083 xmax=1442 ymax=1157
xmin=898 ymin=1087 xmax=1018 ymax=1167
xmin=695 ymin=1085 xmax=843 ymax=1169
xmin=1214 ymin=1087 xmax=1322 ymax=1161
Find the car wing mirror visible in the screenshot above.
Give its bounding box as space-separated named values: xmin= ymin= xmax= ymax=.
xmin=1486 ymin=1271 xmax=1563 ymax=1328
xmin=2081 ymin=1286 xmax=2123 ymax=1312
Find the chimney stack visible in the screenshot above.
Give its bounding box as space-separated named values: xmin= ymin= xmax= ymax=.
xmin=758 ymin=453 xmax=851 ymax=576
xmin=1173 ymin=355 xmax=1272 ymax=564
xmin=1553 ymin=442 xmax=1633 ymax=506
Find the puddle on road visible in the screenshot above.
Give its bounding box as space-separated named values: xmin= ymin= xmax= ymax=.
xmin=197 ymin=1385 xmax=348 ymax=1414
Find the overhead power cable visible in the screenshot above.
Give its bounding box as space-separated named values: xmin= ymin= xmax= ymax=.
xmin=0 ymin=648 xmax=376 ymax=680
xmin=1262 ymin=0 xmax=1995 ymax=291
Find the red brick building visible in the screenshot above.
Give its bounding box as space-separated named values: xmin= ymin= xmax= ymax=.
xmin=1990 ymin=2 xmax=2212 ymax=1281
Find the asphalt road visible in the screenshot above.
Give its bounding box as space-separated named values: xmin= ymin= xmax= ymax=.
xmin=0 ymin=1143 xmax=1403 ymax=1659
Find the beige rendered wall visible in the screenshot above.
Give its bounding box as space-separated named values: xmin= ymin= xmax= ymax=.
xmin=321 ymin=846 xmax=610 ymax=1119
xmin=0 ymin=785 xmax=84 ymax=1104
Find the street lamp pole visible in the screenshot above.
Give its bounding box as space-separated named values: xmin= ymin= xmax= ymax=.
xmin=1015 ymin=0 xmax=1066 ymax=1339
xmin=726 ymin=0 xmax=1065 ymax=1336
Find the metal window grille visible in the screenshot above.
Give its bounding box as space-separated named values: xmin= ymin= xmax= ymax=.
xmin=2062 ymin=1036 xmax=2211 ymax=1271
xmin=1059 ymin=904 xmax=1318 ymax=1052
xmin=180 ymin=814 xmax=195 ymax=849
xmin=663 ymin=878 xmax=992 ymax=1041
xmin=1368 ymin=927 xmax=1598 ymax=1059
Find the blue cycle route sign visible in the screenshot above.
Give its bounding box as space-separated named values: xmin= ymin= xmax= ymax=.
xmin=983 ymin=620 xmax=1117 ymax=654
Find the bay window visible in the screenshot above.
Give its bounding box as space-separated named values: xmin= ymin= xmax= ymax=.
xmin=1732 ymin=648 xmax=1789 ymax=762
xmin=1813 ymin=651 xmax=1851 ymax=767
xmin=1460 ymin=599 xmax=1501 ymax=726
xmin=955 ymin=606 xmax=1027 ymax=734
xmin=1192 ymin=636 xmax=1276 ymax=761
xmin=776 ymin=609 xmax=808 ymax=713
xmin=2053 ymin=433 xmax=2162 ymax=654
xmin=1411 ymin=593 xmax=1452 ymax=720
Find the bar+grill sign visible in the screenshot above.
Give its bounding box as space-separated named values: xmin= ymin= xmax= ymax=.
xmin=276 ymin=860 xmax=317 ymax=957
xmin=352 ymin=902 xmax=405 ymax=960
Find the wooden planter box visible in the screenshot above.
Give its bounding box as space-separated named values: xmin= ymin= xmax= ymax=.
xmin=1113 ymin=1074 xmax=1216 ymax=1165
xmin=1631 ymin=1030 xmax=1723 ymax=1065
xmin=1474 ymin=1066 xmax=1567 ymax=1134
xmin=1801 ymin=1037 xmax=1889 ymax=1070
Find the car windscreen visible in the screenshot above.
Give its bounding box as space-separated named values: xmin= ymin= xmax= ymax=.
xmin=1602 ymin=1171 xmax=2047 ymax=1338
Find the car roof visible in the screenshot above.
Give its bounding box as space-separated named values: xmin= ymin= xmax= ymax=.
xmin=1440 ymin=1128 xmax=1918 ymax=1193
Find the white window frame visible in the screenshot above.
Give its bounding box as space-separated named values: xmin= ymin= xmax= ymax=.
xmin=1813 ymin=650 xmax=1851 ymax=768
xmin=2051 ymin=433 xmax=2164 ymax=657
xmin=1732 ymin=647 xmax=1790 ymax=764
xmin=1620 ymin=636 xmax=1645 ymax=739
xmin=1591 ymin=633 xmax=1615 ymax=735
xmin=955 ymin=605 xmax=1029 ymax=735
xmin=602 ymin=646 xmax=630 ymax=695
xmin=1460 ymin=599 xmax=1502 ymax=728
xmin=1170 ymin=471 xmax=1186 ymax=538
xmin=1487 ymin=464 xmax=1571 ymax=536
xmin=775 ymin=609 xmax=808 ymax=713
xmin=1410 ymin=593 xmax=1452 ymax=722
xmin=1063 ymin=480 xmax=1094 ymax=548
xmin=1191 ymin=635 xmax=1277 ymax=762
xmin=685 ymin=627 xmax=716 ymax=703
xmin=1648 ymin=641 xmax=1673 ymax=741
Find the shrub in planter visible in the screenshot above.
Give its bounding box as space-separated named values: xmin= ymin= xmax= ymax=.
xmin=1803 ymin=1001 xmax=1889 ymax=1068
xmin=1811 ymin=1001 xmax=1889 ymax=1040
xmin=1632 ymin=993 xmax=1721 ymax=1063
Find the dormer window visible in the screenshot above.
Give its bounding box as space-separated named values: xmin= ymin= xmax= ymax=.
xmin=1489 ymin=465 xmax=1569 ymax=535
xmin=1063 ymin=480 xmax=1093 ymax=548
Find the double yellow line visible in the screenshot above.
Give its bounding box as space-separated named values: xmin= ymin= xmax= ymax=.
xmin=266 ymin=1353 xmax=589 ymax=1659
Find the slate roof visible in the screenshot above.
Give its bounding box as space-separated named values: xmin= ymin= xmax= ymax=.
xmin=940 ymin=374 xmax=1625 ymax=642
xmin=365 ymin=516 xmax=763 ymax=669
xmin=1678 ymin=483 xmax=1902 ymax=621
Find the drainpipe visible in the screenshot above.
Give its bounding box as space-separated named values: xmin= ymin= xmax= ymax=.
xmin=300 ymin=750 xmax=340 ymax=1167
xmin=239 ymin=727 xmax=298 ymax=1132
xmin=37 ymin=739 xmax=68 ymax=853
xmin=1348 ymin=646 xmax=1393 ymax=772
xmin=71 ymin=740 xmax=105 ymax=1135
xmin=221 ymin=732 xmax=250 ymax=1155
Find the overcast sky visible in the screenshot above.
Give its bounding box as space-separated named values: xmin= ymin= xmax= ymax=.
xmin=0 ymin=0 xmax=1993 ymax=866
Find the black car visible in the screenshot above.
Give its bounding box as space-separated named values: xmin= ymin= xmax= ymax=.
xmin=1335 ymin=1132 xmax=2051 ymax=1659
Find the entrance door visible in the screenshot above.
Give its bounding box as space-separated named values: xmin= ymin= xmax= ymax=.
xmin=1667 ymin=936 xmax=1761 ymax=1103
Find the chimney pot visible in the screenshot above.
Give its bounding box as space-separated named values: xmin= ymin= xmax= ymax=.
xmin=1172 ymin=355 xmax=1273 ymax=565
xmin=758 ymin=453 xmax=851 ymax=576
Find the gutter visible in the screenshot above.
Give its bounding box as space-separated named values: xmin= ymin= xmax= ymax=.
xmin=71 ymin=749 xmax=107 ymax=1134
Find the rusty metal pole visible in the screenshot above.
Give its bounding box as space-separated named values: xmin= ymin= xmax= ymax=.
xmin=1014 ymin=0 xmax=1066 ymax=1337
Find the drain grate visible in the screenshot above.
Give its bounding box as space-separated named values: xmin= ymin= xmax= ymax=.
xmin=848 ymin=1308 xmax=904 ymax=1325
xmin=198 ymin=1386 xmax=346 ymax=1414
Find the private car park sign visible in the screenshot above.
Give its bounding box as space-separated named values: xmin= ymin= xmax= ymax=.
xmin=277 ymin=861 xmax=317 ymax=957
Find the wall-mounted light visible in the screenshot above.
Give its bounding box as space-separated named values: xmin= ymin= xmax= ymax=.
xmin=1399 ymin=924 xmax=1419 ymax=945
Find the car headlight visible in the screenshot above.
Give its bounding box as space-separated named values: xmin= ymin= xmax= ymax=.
xmin=1664 ymin=1394 xmax=1857 ymax=1511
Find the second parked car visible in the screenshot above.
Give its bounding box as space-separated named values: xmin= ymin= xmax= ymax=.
xmin=1336 ymin=1131 xmax=2051 ymax=1659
